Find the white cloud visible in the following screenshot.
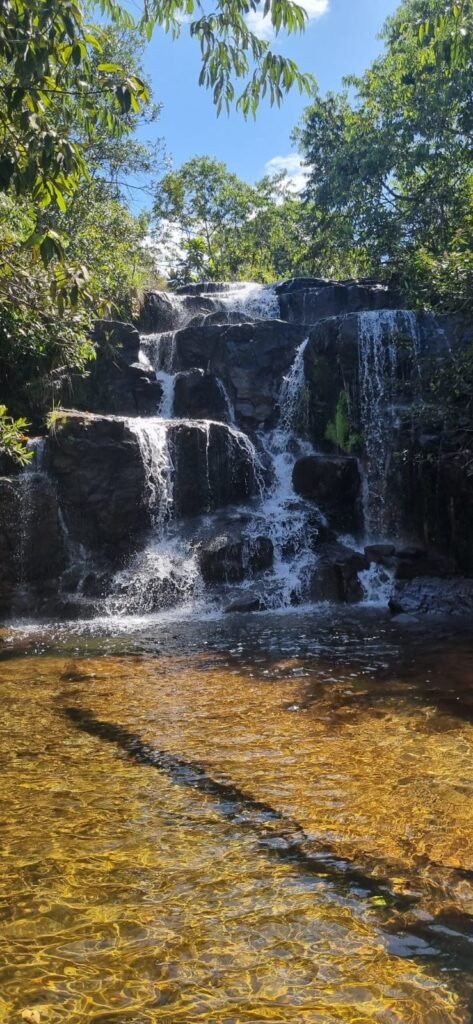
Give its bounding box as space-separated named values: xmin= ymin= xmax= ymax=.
xmin=245 ymin=0 xmax=329 ymax=41
xmin=264 ymin=153 xmax=308 ymax=193
xmin=245 ymin=7 xmax=275 ymax=40
xmin=303 ymin=0 xmax=330 ymax=20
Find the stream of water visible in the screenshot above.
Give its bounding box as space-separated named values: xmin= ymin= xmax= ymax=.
xmin=2 ymin=608 xmax=473 ymax=1023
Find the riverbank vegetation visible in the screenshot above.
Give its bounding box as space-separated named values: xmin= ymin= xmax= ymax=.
xmin=0 ymin=0 xmax=471 ymax=460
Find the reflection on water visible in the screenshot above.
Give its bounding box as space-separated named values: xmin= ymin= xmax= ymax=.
xmin=1 ymin=608 xmax=473 ymax=1022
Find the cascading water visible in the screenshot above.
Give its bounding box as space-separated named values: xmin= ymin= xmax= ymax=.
xmin=242 ymin=338 xmax=324 ymax=607
xmin=357 ymin=310 xmax=418 ymax=539
xmin=206 ymin=282 xmax=280 ymax=320
xmin=358 ymin=309 xmax=399 ymax=540
xmin=126 ymin=417 xmax=174 ymax=528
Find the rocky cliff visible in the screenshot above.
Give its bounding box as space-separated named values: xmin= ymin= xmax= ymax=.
xmin=1 ymin=278 xmax=471 ymax=620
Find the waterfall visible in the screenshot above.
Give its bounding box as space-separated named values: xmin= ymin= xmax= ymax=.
xmin=126 ymin=418 xmax=174 ymax=529
xmin=105 ymin=538 xmax=203 ymax=615
xmin=139 ymin=331 xmax=177 ymax=418
xmin=209 ymin=282 xmax=280 ymax=320
xmin=216 ymin=379 xmax=236 ymax=424
xmin=240 ymin=337 xmax=319 ymax=607
xmin=280 ymin=338 xmax=309 ymax=430
xmin=358 ymin=311 xmax=406 ymax=539
xmin=17 ymin=439 xmax=56 ymax=577
xmin=359 ymin=562 xmax=395 ymax=607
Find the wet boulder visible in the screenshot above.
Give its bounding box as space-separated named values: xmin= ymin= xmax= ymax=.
xmin=198 ymin=533 xmax=273 ymax=583
xmin=170 ymin=421 xmax=261 ymax=517
xmin=310 ymin=542 xmax=368 ymax=604
xmin=172 ymin=319 xmax=307 ymax=429
xmin=138 ymin=290 xmax=215 ymax=332
xmin=48 ymin=412 xmax=151 ymax=558
xmin=0 ymin=472 xmax=67 ymax=615
xmin=70 ymin=320 xmax=163 ymax=417
xmin=173 ymin=369 xmax=229 ymax=421
xmin=292 ymin=454 xmax=362 ymax=534
xmin=224 ymin=590 xmax=266 ymax=614
xmin=390 ymin=578 xmax=473 ymax=617
xmin=277 ymin=279 xmax=397 ymax=324
xmin=364 ymin=543 xmax=396 ymax=563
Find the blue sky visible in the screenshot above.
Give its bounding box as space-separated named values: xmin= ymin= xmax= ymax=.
xmin=136 ymin=0 xmax=398 ymax=190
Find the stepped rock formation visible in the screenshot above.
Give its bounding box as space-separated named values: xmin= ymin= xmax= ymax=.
xmin=1 ymin=278 xmax=472 ymax=620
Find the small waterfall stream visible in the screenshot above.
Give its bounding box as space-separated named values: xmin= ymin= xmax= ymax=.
xmin=357 ymin=310 xmax=421 ymax=540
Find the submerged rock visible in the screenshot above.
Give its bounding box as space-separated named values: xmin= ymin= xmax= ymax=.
xmin=224 ymin=591 xmax=266 ymax=614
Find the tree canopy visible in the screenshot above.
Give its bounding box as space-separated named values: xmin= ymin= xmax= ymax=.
xmin=154 ymin=156 xmax=310 ymax=282
xmin=294 ymin=0 xmax=473 ymax=306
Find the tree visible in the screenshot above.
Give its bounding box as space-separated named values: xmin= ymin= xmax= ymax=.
xmin=0 ymin=2 xmax=150 ymax=247
xmin=0 ymin=0 xmax=313 ymax=213
xmin=294 ymin=0 xmax=473 ymax=307
xmin=0 ymin=0 xmax=314 ymax=455
xmin=154 ymin=157 xmax=309 ymax=282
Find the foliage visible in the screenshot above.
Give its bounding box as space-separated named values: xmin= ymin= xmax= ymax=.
xmin=0 ymin=13 xmax=162 ymax=428
xmin=0 ymin=0 xmax=150 ymax=268
xmin=0 ymin=405 xmax=32 ymax=465
xmin=294 ymin=0 xmax=473 ymax=309
xmin=0 ymin=0 xmax=313 ymax=442
xmin=0 ymin=184 xmax=158 ymax=425
xmin=325 ymin=390 xmax=361 ymax=453
xmin=141 ymin=0 xmax=314 ymax=117
xmin=154 ymin=157 xmax=310 ymax=282
xmin=0 ymin=0 xmax=312 ymax=223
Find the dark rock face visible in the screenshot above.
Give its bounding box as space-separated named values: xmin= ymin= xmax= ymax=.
xmin=173 ymin=370 xmax=229 ymax=421
xmin=71 ymin=320 xmax=163 ymax=417
xmin=292 ymin=454 xmax=362 ymax=534
xmin=48 ymin=413 xmax=261 ymax=554
xmin=93 ymin=320 xmax=141 ymax=360
xmin=390 ymin=578 xmax=473 ymax=616
xmin=198 ymin=534 xmax=273 ymax=583
xmin=278 ymin=279 xmax=397 ymax=324
xmin=364 ymin=543 xmax=396 ymax=562
xmin=170 ymin=421 xmax=259 ymax=517
xmin=138 ymin=291 xmax=215 ymax=332
xmin=0 ymin=473 xmax=67 ymax=615
xmin=310 ymin=543 xmax=368 ymax=603
xmin=400 ymin=449 xmax=473 ymax=575
xmin=303 ymin=311 xmax=447 ymax=452
xmin=173 ymin=319 xmax=307 ymax=428
xmin=49 ymin=413 xmax=151 ymax=558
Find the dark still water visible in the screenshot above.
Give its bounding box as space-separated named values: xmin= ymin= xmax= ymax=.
xmin=1 ymin=607 xmax=473 ymax=1023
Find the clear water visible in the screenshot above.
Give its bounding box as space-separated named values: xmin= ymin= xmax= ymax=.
xmin=2 ymin=608 xmax=473 ymax=1023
